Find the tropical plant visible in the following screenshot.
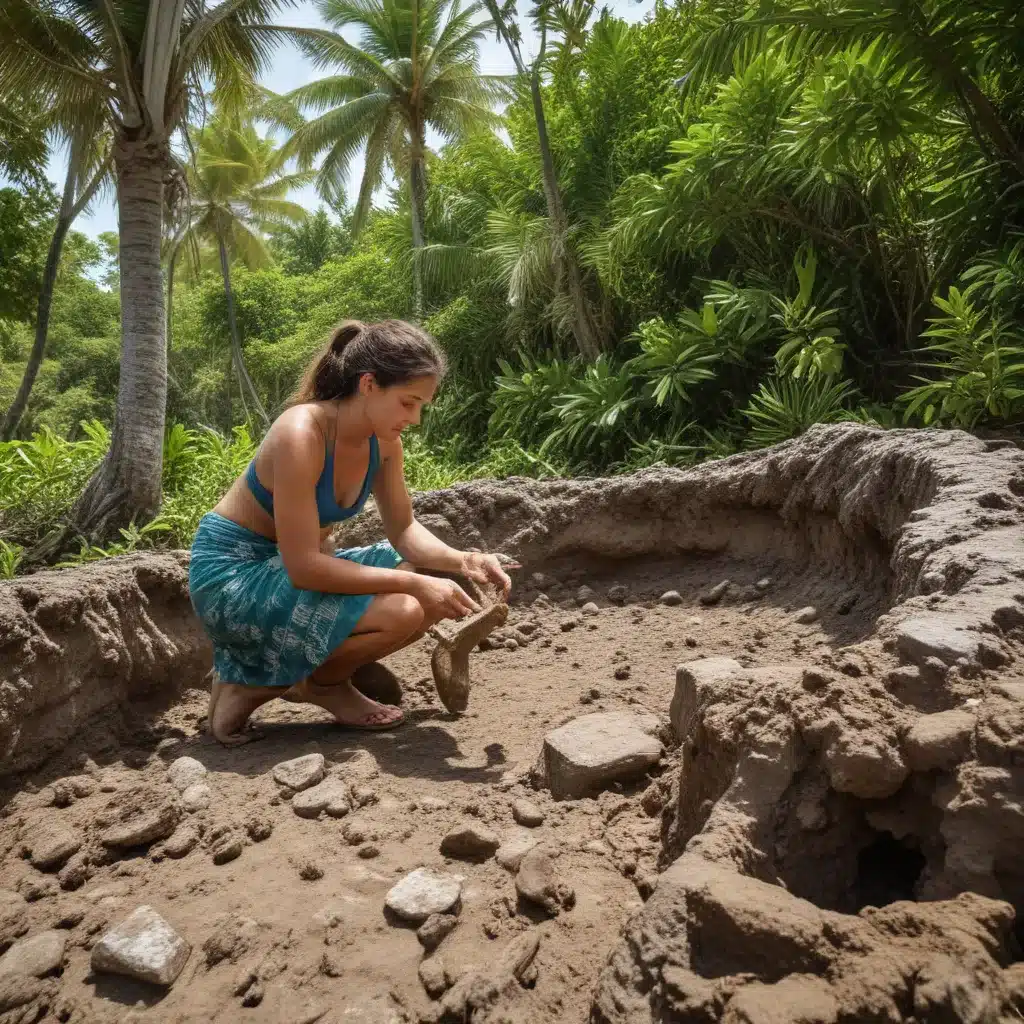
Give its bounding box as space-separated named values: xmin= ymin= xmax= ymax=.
xmin=901 ymin=283 xmax=1024 ymax=428
xmin=2 ymin=119 xmax=112 ymax=441
xmin=0 ymin=0 xmax=298 ymax=545
xmin=168 ymin=114 xmax=311 ymax=430
xmin=489 ymin=351 xmax=578 ymax=446
xmin=481 ymin=0 xmax=606 ymax=357
xmin=743 ymin=374 xmax=856 ymax=447
xmin=282 ymin=0 xmax=507 ymax=315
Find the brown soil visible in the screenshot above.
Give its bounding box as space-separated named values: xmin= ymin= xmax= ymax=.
xmin=0 ymin=555 xmax=847 ymax=1024
xmin=2 ymin=424 xmax=1024 ymax=1023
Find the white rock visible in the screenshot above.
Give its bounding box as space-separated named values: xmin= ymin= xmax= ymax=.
xmin=91 ymin=906 xmax=191 ymax=986
xmin=272 ymin=754 xmax=325 ymax=792
xmin=166 ymin=757 xmax=207 ymax=793
xmin=292 ymin=779 xmax=351 ymax=819
xmin=581 ymin=602 xmax=600 ymax=617
xmin=659 ymin=591 xmax=683 ymax=606
xmin=385 ymin=869 xmax=463 ymax=924
xmin=794 ymin=606 xmax=819 ymax=624
xmin=0 ymin=930 xmax=66 ymax=978
xmin=543 ymin=712 xmax=663 ymax=799
xmin=181 ymin=784 xmax=211 ymax=813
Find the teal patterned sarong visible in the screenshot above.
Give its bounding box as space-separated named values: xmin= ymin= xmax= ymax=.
xmin=188 ymin=512 xmax=403 ymax=688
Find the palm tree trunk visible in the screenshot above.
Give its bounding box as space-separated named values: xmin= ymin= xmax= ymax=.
xmin=1 ymin=154 xmax=107 ymax=441
xmin=67 ymin=137 xmax=169 ymax=543
xmin=410 ymin=135 xmax=427 ymax=320
xmin=527 ymin=64 xmax=603 ymax=360
xmin=217 ymin=234 xmax=270 ymax=431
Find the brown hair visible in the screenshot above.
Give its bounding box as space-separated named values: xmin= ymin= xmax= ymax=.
xmin=291 ymin=319 xmax=446 ymax=405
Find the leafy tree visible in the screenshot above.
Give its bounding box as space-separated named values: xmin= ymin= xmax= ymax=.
xmin=271 ymin=206 xmax=353 ymax=274
xmin=283 ymin=0 xmax=507 ymax=315
xmin=0 ymin=0 xmax=298 ymax=544
xmin=169 ymin=114 xmax=311 ymax=430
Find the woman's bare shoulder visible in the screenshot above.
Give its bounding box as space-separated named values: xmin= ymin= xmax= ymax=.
xmin=264 ymin=405 xmax=326 ymax=463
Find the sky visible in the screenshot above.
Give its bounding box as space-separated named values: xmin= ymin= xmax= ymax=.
xmin=45 ymin=0 xmax=654 ymax=238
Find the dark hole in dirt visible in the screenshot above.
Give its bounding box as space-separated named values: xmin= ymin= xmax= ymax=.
xmin=853 ymin=832 xmax=926 ymax=910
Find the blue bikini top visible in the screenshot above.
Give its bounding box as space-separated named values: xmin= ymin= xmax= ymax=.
xmin=245 ymin=432 xmax=380 ymax=527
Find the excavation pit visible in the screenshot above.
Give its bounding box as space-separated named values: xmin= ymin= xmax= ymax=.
xmin=1 ymin=424 xmax=1023 ymax=1022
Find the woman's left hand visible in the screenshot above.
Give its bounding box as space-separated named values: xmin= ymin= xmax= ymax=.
xmin=460 ymin=551 xmax=519 ymax=600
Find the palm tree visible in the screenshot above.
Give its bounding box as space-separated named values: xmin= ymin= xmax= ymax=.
xmin=2 ymin=117 xmax=112 ymax=441
xmin=0 ymin=0 xmax=295 ymax=545
xmin=481 ymin=0 xmax=605 ymax=359
xmin=168 ymin=114 xmax=311 ymax=430
xmin=283 ymin=0 xmax=507 ymax=316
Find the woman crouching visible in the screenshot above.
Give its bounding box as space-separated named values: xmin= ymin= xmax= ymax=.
xmin=188 ymin=319 xmax=512 ymax=745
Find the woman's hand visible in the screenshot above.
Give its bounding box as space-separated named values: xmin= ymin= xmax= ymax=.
xmin=460 ymin=551 xmax=519 ymax=600
xmin=411 ymin=575 xmax=481 ymax=621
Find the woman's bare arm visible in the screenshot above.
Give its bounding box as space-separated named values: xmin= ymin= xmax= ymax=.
xmin=374 ymin=437 xmax=467 ymax=573
xmin=273 ymin=420 xmax=421 ymax=595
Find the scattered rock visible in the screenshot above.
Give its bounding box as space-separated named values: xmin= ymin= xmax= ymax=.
xmin=208 ymin=827 xmax=244 ymax=866
xmin=202 ymin=914 xmax=258 ymax=968
xmin=516 ymin=847 xmax=575 ymax=916
xmin=659 ymin=591 xmax=682 ymax=606
xmin=700 ymin=580 xmax=730 ymax=605
xmin=0 ymin=893 xmax=28 ymax=952
xmin=166 ymin=757 xmax=207 ymax=793
xmin=496 ymin=832 xmax=540 ymax=872
xmin=57 ymin=854 xmax=89 ymax=891
xmin=614 ymin=664 xmax=631 ymax=681
xmin=181 ymin=783 xmax=211 ymax=813
xmin=417 ymin=797 xmax=451 ymax=813
xmin=904 ymin=710 xmax=975 ymax=771
xmin=272 ymin=753 xmax=325 ymax=792
xmin=0 ymin=931 xmax=65 ymax=979
xmin=576 ymin=586 xmax=595 ymax=605
xmin=419 ymin=956 xmax=450 ymax=999
xmin=90 ymin=906 xmax=191 ymax=987
xmin=440 ymin=824 xmax=500 ymax=860
xmin=835 ymin=591 xmax=859 ymax=615
xmin=560 ymin=617 xmax=580 ymax=632
xmin=16 ymin=876 xmax=55 ymax=903
xmin=160 ymin=824 xmax=198 ymax=860
xmin=755 ymin=578 xmax=772 ymax=592
xmin=242 ymin=979 xmax=265 ymax=1006
xmin=99 ymin=787 xmax=181 ymax=849
xmin=298 ymin=861 xmax=324 ymax=881
xmin=292 ymin=779 xmax=351 ymax=819
xmin=27 ymin=825 xmax=81 ymax=872
xmin=357 ymin=844 xmax=380 ymax=859
xmin=417 ymin=914 xmax=458 ymax=952
xmin=512 ymin=799 xmax=545 ymax=828
xmin=385 ymin=869 xmax=463 ymax=924
xmin=542 ymin=712 xmax=663 ymax=799
xmin=794 ymin=606 xmax=819 ymax=624
xmin=607 ymin=585 xmax=628 ymax=605
xmin=503 ymin=638 xmax=519 ymax=651
xmin=581 ymin=602 xmax=600 ymax=617
xmin=245 ymin=815 xmax=273 ymax=843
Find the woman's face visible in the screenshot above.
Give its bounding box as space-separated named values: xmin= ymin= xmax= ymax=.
xmin=360 ymin=374 xmax=438 ymax=439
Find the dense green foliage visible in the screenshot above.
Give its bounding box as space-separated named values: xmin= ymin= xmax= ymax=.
xmin=1 ymin=0 xmax=1023 ymax=567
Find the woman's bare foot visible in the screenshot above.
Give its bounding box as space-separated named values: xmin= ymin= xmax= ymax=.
xmin=208 ymin=676 xmax=283 ymax=746
xmin=286 ymin=677 xmax=404 ymax=730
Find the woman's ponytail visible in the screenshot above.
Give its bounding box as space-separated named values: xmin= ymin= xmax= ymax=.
xmin=290 ymin=318 xmax=445 ymax=406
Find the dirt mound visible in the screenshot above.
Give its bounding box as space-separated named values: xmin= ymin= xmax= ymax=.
xmin=0 ymin=423 xmax=1022 ymax=1022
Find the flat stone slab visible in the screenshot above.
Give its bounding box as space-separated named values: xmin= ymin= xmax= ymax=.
xmin=896 ymin=616 xmax=980 ymax=667
xmin=439 ymin=824 xmax=500 ymax=860
xmin=28 ymin=825 xmax=81 ymax=872
xmin=292 ymin=779 xmax=351 ymax=819
xmin=91 ymin=905 xmax=191 ymax=987
xmin=543 ymin=712 xmax=663 ymax=799
xmin=0 ymin=931 xmax=65 ymax=978
xmin=670 ymin=657 xmax=743 ymax=740
xmin=272 ymin=754 xmax=325 ymax=792
xmin=385 ymin=869 xmax=463 ymax=924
